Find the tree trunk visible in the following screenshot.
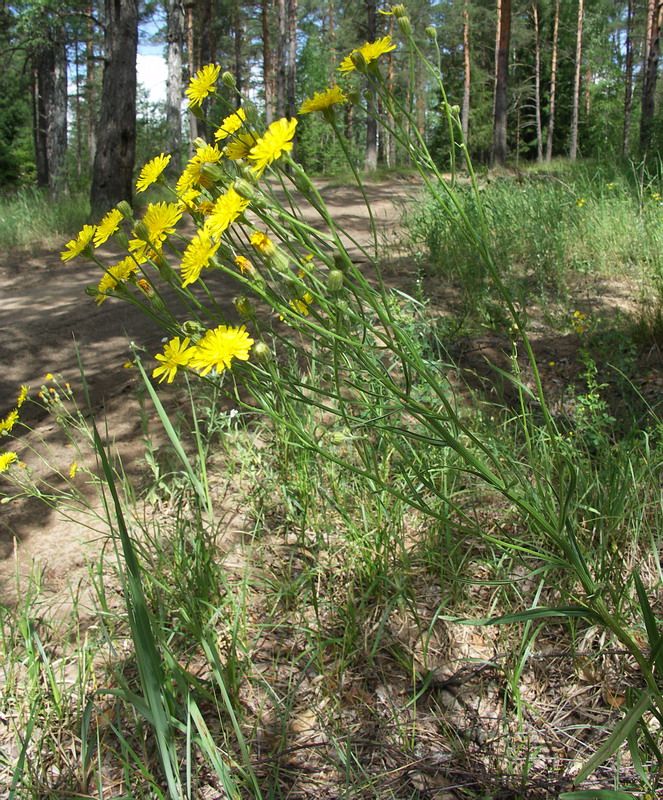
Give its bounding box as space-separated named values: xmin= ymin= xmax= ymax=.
xmin=569 ymin=0 xmax=584 ymax=161
xmin=365 ymin=0 xmax=378 ymax=172
xmin=32 ymin=67 xmax=48 ymax=189
xmin=185 ymin=1 xmax=200 ymax=144
xmin=166 ymin=0 xmax=184 ymax=171
xmin=90 ymin=0 xmax=138 ymax=217
xmin=276 ymin=0 xmax=286 ymax=116
xmin=491 ymin=0 xmax=511 ymax=166
xmin=622 ymin=0 xmax=635 ymax=155
xmin=461 ymin=0 xmax=471 ymax=144
xmin=532 ymin=3 xmax=542 ymax=162
xmin=545 ymin=0 xmax=559 ymax=162
xmin=33 ymin=28 xmax=68 ymax=194
xmin=86 ymin=6 xmax=97 ymax=167
xmin=640 ymin=0 xmax=663 ymax=154
xmin=262 ymin=0 xmax=275 ymax=123
xmin=286 ymin=0 xmax=297 ymax=119
xmin=233 ymin=1 xmax=245 ymax=100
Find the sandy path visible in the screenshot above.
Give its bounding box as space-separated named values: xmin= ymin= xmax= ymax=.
xmin=0 ymin=179 xmax=419 ymax=606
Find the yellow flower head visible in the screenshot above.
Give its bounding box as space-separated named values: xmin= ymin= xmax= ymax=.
xmin=190 ymin=325 xmax=254 ymax=376
xmin=299 ymin=86 xmax=347 ymax=115
xmin=0 ymin=409 xmax=19 ymax=435
xmin=16 ymin=385 xmax=29 ymax=408
xmin=180 ymin=229 xmax=220 ymax=287
xmin=69 ymin=461 xmax=78 ymax=479
xmin=176 ymin=188 xmax=202 ymax=213
xmin=96 ymin=257 xmax=139 ymax=304
xmin=129 ymin=202 xmax=182 ymax=261
xmin=61 ymin=224 xmax=96 ymax=262
xmin=576 ymin=197 xmax=586 ymax=208
xmin=234 ymin=255 xmax=253 ymax=274
xmin=136 ymin=153 xmax=172 ymax=193
xmin=204 ymin=186 xmax=250 ymax=239
xmin=176 ymin=144 xmax=223 ymax=192
xmin=224 ymin=132 xmax=257 ymax=160
xmin=250 ymin=231 xmax=275 ymax=256
xmin=152 ymin=336 xmax=196 ymax=384
xmin=93 ymin=208 xmax=123 ymax=248
xmin=338 ymin=35 xmax=396 ymax=73
xmin=0 ymin=451 xmax=18 ymax=473
xmin=186 ymin=63 xmax=221 ymax=108
xmin=214 ymin=108 xmax=247 ymax=141
xmin=248 ymin=117 xmax=298 ymax=176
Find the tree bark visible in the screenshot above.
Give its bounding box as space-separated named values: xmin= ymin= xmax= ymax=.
xmin=166 ymin=0 xmax=184 ymax=171
xmin=276 ymin=0 xmax=286 ymax=116
xmin=365 ymin=0 xmax=378 ymax=172
xmin=33 ymin=26 xmax=68 ymax=194
xmin=545 ymin=0 xmax=559 ymax=162
xmin=233 ymin=1 xmax=245 ymax=101
xmin=90 ymin=0 xmax=138 ymax=217
xmin=569 ymin=0 xmax=584 ymax=161
xmin=461 ymin=0 xmax=471 ymax=144
xmin=491 ymin=0 xmax=511 ymax=166
xmin=286 ymin=0 xmax=297 ymax=119
xmin=532 ymin=1 xmax=542 ymax=162
xmin=622 ymin=0 xmax=635 ymax=156
xmin=86 ymin=6 xmax=97 ymax=167
xmin=640 ymin=0 xmax=663 ymax=155
xmin=262 ymin=0 xmax=275 ymax=123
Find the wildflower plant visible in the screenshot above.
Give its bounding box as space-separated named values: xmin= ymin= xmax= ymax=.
xmin=58 ymin=5 xmax=663 ymax=792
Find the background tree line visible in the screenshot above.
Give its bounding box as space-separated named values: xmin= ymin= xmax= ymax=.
xmin=1 ymin=0 xmax=661 ymax=213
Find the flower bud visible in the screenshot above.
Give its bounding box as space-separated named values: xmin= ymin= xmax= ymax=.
xmin=193 ymin=137 xmax=208 ymax=150
xmin=222 ymin=71 xmax=236 ymax=88
xmin=115 ymin=231 xmax=129 ymax=249
xmin=233 ymin=179 xmax=257 ymax=201
xmin=137 ymin=278 xmax=154 ymax=297
xmin=425 ymin=26 xmax=437 ymax=41
xmin=397 ymin=16 xmax=412 ymax=36
xmin=391 ymin=4 xmax=407 ymax=17
xmin=182 ymin=320 xmax=205 ymax=337
xmin=252 ymin=341 xmax=271 ymax=362
xmin=327 ymin=269 xmax=344 ymax=293
xmin=133 ymin=221 xmax=150 ymax=241
xmin=269 ymin=249 xmax=290 ymax=273
xmin=116 ymin=200 xmax=134 ymax=220
xmin=333 ymin=252 xmax=352 ymax=272
xmin=234 ymin=295 xmax=255 ymax=319
xmin=200 ymin=163 xmax=224 ymax=183
xmin=350 ymin=50 xmax=368 ymax=72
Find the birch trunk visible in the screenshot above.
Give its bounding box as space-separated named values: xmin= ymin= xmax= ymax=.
xmin=166 ymin=0 xmax=184 ymax=170
xmin=622 ymin=0 xmax=635 ymax=155
xmin=569 ymin=0 xmax=584 ymax=161
xmin=545 ymin=0 xmax=559 ymax=162
xmin=532 ymin=2 xmax=542 ymax=162
xmin=492 ymin=0 xmax=511 ymax=166
xmin=461 ymin=0 xmax=471 ymax=144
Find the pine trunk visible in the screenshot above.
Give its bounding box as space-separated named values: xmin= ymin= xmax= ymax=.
xmin=233 ymin=2 xmax=245 ymax=100
xmin=622 ymin=0 xmax=635 ymax=155
xmin=86 ymin=6 xmax=97 ymax=167
xmin=33 ymin=28 xmax=68 ymax=194
xmin=262 ymin=0 xmax=275 ymax=123
xmin=166 ymin=0 xmax=184 ymax=170
xmin=90 ymin=0 xmax=138 ymax=217
xmin=569 ymin=0 xmax=584 ymax=161
xmin=286 ymin=0 xmax=297 ymax=119
xmin=461 ymin=0 xmax=471 ymax=144
xmin=640 ymin=0 xmax=663 ymax=154
xmin=492 ymin=0 xmax=511 ymax=166
xmin=533 ymin=2 xmax=542 ymax=162
xmin=276 ymin=0 xmax=286 ymax=117
xmin=545 ymin=0 xmax=559 ymax=162
xmin=365 ymin=0 xmax=378 ymax=172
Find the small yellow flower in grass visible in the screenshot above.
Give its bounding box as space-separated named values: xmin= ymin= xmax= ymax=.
xmin=576 ymin=197 xmax=586 ymax=208
xmin=651 ymin=191 xmax=662 ymax=203
xmin=224 ymin=132 xmax=256 ymax=160
xmin=204 ymin=186 xmax=250 ymax=239
xmin=289 ymin=294 xmax=313 ymax=316
xmin=0 ymin=451 xmax=18 ymax=473
xmin=338 ymin=36 xmax=396 ymax=73
xmin=61 ymin=224 xmax=96 ymax=262
xmin=234 ymin=255 xmax=253 ymax=274
xmin=123 ymin=360 xmax=134 ymax=369
xmin=250 ymin=231 xmax=275 ymax=256
xmin=152 ymin=336 xmax=196 ymax=384
xmin=299 ymin=86 xmax=346 ymax=115
xmin=96 ymin=257 xmax=139 ymax=304
xmin=190 ymin=325 xmax=254 ymax=376
xmin=214 ymin=107 xmax=246 ymax=141
xmin=186 ymin=63 xmax=221 ymax=108
xmin=180 ymin=229 xmax=220 ymax=287
xmin=136 ymin=153 xmax=172 ymax=193
xmin=248 ymin=117 xmax=298 ymax=176
xmin=0 ymin=409 xmax=19 ymax=435
xmin=69 ymin=461 xmax=78 ymax=479
xmin=16 ymin=385 xmax=29 ymax=408
xmin=93 ymin=208 xmax=123 ymax=248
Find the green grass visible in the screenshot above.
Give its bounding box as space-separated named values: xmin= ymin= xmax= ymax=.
xmin=0 ymin=187 xmax=90 ymax=252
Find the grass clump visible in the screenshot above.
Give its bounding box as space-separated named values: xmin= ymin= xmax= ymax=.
xmin=0 ymin=187 xmax=90 ymax=252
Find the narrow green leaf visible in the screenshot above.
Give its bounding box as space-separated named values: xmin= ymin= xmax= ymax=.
xmin=559 ymin=791 xmax=636 ymax=799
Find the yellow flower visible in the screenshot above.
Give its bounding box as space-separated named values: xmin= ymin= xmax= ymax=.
xmin=96 ymin=257 xmax=139 ymax=304
xmin=44 ymin=373 xmax=54 ymax=381
xmin=16 ymin=385 xmax=29 ymax=408
xmin=0 ymin=451 xmax=18 ymax=473
xmin=248 ymin=117 xmax=298 ymax=176
xmin=152 ymin=336 xmax=196 ymax=384
xmin=186 ymin=63 xmax=221 ymax=108
xmin=190 ymin=325 xmax=254 ymax=376
xmin=299 ymin=86 xmax=346 ymax=115
xmin=176 ymin=188 xmax=202 ymax=213
xmin=0 ymin=409 xmax=18 ymax=435
xmin=224 ymin=132 xmax=256 ymax=160
xmin=129 ymin=202 xmax=182 ymax=261
xmin=69 ymin=461 xmax=78 ymax=479
xmin=204 ymin=186 xmax=250 ymax=238
xmin=136 ymin=153 xmax=172 ymax=193
xmin=250 ymin=231 xmax=275 ymax=256
xmin=180 ymin=229 xmax=220 ymax=287
xmin=61 ymin=225 xmax=96 ymax=262
xmin=338 ymin=36 xmax=396 ymax=72
xmin=214 ymin=107 xmax=246 ymax=141
xmin=234 ymin=255 xmax=253 ymax=274
xmin=576 ymin=197 xmax=586 ymax=208
xmin=93 ymin=208 xmax=123 ymax=248
xmin=176 ymin=144 xmax=223 ymax=192
xmin=289 ymin=297 xmax=311 ymax=315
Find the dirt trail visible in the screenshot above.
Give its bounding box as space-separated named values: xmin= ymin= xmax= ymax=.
xmin=0 ymin=179 xmax=420 ymax=606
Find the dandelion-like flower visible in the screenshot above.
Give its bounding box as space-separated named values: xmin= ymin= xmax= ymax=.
xmin=96 ymin=257 xmax=139 ymax=303
xmin=190 ymin=325 xmax=254 ymax=376
xmin=152 ymin=336 xmax=197 ymax=384
xmin=69 ymin=461 xmax=78 ymax=479
xmin=93 ymin=208 xmax=123 ymax=248
xmin=61 ymin=225 xmax=96 ymax=262
xmin=224 ymin=132 xmax=256 ymax=160
xmin=338 ymin=36 xmax=396 ymax=72
xmin=176 ymin=187 xmax=202 ymax=214
xmin=250 ymin=231 xmax=275 ymax=256
xmin=186 ymin=63 xmax=221 ymax=108
xmin=0 ymin=451 xmax=18 ymax=473
xmin=299 ymin=86 xmax=346 ymax=115
xmin=176 ymin=144 xmax=223 ymax=192
xmin=204 ymin=187 xmax=250 ymax=239
xmin=129 ymin=202 xmax=182 ymax=261
xmin=0 ymin=409 xmax=18 ymax=435
xmin=16 ymin=385 xmax=29 ymax=408
xmin=136 ymin=153 xmax=172 ymax=193
xmin=576 ymin=197 xmax=586 ymax=208
xmin=234 ymin=255 xmax=253 ymax=274
xmin=180 ymin=229 xmax=220 ymax=287
xmin=214 ymin=108 xmax=247 ymax=141
xmin=248 ymin=117 xmax=298 ymax=176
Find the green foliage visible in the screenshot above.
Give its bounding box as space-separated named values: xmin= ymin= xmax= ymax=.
xmin=0 ymin=187 xmax=89 ymax=251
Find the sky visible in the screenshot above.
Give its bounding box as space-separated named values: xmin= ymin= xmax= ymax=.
xmin=137 ymin=52 xmax=167 ymax=104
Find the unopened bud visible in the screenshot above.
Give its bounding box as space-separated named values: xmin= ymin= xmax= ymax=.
xmin=115 ymin=231 xmax=129 ymax=249
xmin=350 ymin=50 xmax=368 ymax=72
xmin=397 ymin=16 xmax=412 ymax=35
xmin=252 ymin=341 xmax=271 ymax=362
xmin=234 ymin=295 xmax=254 ymax=318
xmin=269 ymin=249 xmax=290 ymax=273
xmin=233 ymin=179 xmax=256 ymax=201
xmin=425 ymin=26 xmax=437 ymax=40
xmin=391 ymin=4 xmax=407 ymax=17
xmin=133 ymin=221 xmax=150 ymax=241
xmin=333 ymin=252 xmax=352 ymax=272
xmin=327 ymin=269 xmax=344 ymax=293
xmin=200 ymin=163 xmax=224 ymax=183
xmin=117 ymin=200 xmax=134 ymax=219
xmin=193 ymin=137 xmax=208 ymax=150
xmin=182 ymin=320 xmax=205 ymax=337
xmin=222 ymin=71 xmax=236 ymax=88
xmin=137 ymin=278 xmax=154 ymax=297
